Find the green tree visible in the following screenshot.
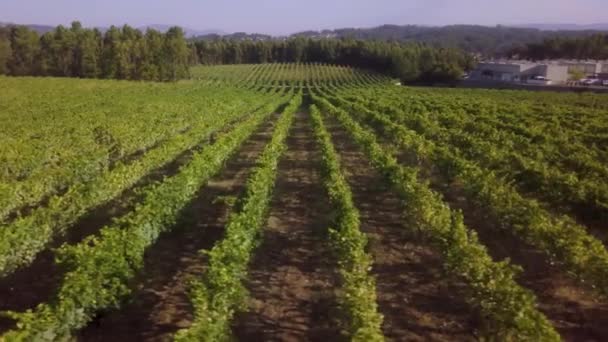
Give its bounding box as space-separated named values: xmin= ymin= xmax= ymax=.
xmin=141 ymin=29 xmax=164 ymax=80
xmin=161 ymin=27 xmax=189 ymax=81
xmin=101 ymin=26 xmax=121 ymax=78
xmin=79 ymin=29 xmax=102 ymax=78
xmin=47 ymin=25 xmax=76 ymax=77
xmin=0 ymin=29 xmax=12 ymax=74
xmin=7 ymin=26 xmax=39 ymax=75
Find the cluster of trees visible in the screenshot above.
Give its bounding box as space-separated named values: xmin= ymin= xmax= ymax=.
xmin=192 ymin=38 xmax=474 ymax=83
xmin=509 ymin=34 xmax=608 ymax=60
xmin=0 ymin=22 xmax=191 ymax=81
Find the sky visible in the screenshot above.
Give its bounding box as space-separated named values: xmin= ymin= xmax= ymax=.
xmin=0 ymin=0 xmax=607 ymax=35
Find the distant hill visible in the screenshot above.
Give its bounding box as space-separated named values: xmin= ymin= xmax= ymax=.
xmin=513 ymin=23 xmax=608 ymax=31
xmin=287 ymin=24 xmax=608 ymax=56
xmin=192 ymin=31 xmax=273 ymax=41
xmin=190 ymin=24 xmax=608 ymax=56
xmin=138 ymin=24 xmax=224 ymax=38
xmin=0 ymin=22 xmax=55 ymax=34
xmin=0 ymin=22 xmax=224 ymax=38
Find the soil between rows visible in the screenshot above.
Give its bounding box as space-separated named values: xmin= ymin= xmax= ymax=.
xmin=77 ymin=114 xmax=279 ymax=341
xmin=232 ymin=111 xmax=343 ymax=341
xmin=324 ymin=116 xmax=476 ymax=341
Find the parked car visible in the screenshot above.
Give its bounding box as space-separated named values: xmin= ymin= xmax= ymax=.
xmin=581 ymin=75 xmax=602 ymax=86
xmin=603 ymin=80 xmax=608 ymax=87
xmin=527 ymin=76 xmax=552 ymax=85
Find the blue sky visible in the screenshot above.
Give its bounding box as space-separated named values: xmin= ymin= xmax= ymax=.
xmin=0 ymin=0 xmax=606 ymax=34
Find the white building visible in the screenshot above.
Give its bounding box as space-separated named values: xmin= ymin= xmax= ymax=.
xmin=470 ymin=61 xmax=569 ymax=84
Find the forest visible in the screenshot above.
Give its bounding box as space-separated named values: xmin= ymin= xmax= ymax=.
xmin=191 ymin=38 xmax=474 ymax=84
xmin=0 ymin=22 xmax=192 ymax=81
xmin=509 ymin=33 xmax=608 ymax=60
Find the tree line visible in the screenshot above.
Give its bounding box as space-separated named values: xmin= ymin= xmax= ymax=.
xmin=192 ymin=38 xmax=474 ymax=83
xmin=0 ymin=22 xmax=191 ymax=81
xmin=0 ymin=22 xmax=476 ymax=84
xmin=195 ymin=25 xmax=608 ymax=57
xmin=509 ymin=34 xmax=608 ymax=61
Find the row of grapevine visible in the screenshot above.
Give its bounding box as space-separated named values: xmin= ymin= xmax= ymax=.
xmin=362 ymin=85 xmax=608 ymax=167
xmin=1 ymin=92 xmax=291 ymax=341
xmin=175 ymin=92 xmax=302 ymax=341
xmin=0 ymin=87 xmax=282 ymax=277
xmin=311 ymin=91 xmax=561 ymax=340
xmin=0 ymin=81 xmax=270 ymax=222
xmin=190 ymin=63 xmax=389 ymax=88
xmin=325 ymin=91 xmax=608 ymax=296
xmin=364 ymin=85 xmax=608 ymax=176
xmin=309 ymin=104 xmax=384 ymax=340
xmin=335 ymin=88 xmax=608 ymax=222
xmin=3 ymin=64 xmax=607 ymax=340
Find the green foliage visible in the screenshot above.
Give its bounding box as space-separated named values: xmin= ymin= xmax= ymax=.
xmin=0 ymin=28 xmax=11 ymax=74
xmin=191 ymin=63 xmax=390 ymax=88
xmin=0 ymin=23 xmax=191 ymax=81
xmin=569 ymin=69 xmax=585 ymax=81
xmin=312 ymin=93 xmax=560 ymax=341
xmin=175 ymin=93 xmax=302 ymax=341
xmin=0 ymin=91 xmax=288 ymax=341
xmin=511 ymin=33 xmax=608 ymax=60
xmin=3 ymin=61 xmax=608 ymax=341
xmin=309 ymin=104 xmax=384 ymax=341
xmin=331 ymin=86 xmax=608 ymax=296
xmin=341 ymin=86 xmax=608 ymax=221
xmin=0 ymin=79 xmax=283 ymax=277
xmin=7 ymin=25 xmax=39 ymax=76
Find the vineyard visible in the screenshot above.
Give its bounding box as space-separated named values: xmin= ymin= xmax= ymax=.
xmin=0 ymin=63 xmax=608 ymax=341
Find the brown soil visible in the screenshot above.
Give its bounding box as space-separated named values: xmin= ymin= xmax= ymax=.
xmin=325 ymin=118 xmax=476 ymax=341
xmin=232 ymin=111 xmax=343 ymax=342
xmin=76 ymin=115 xmax=279 ymax=342
xmin=562 ymin=203 xmax=608 ymax=247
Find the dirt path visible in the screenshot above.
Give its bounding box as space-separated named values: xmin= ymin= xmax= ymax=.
xmin=77 ymin=115 xmax=278 ymax=342
xmin=232 ymin=111 xmax=342 ymax=342
xmin=325 ymin=119 xmax=475 ymax=341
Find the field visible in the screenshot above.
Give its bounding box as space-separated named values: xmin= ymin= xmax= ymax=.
xmin=0 ymin=64 xmax=608 ymax=341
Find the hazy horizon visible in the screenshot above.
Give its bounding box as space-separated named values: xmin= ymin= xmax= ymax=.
xmin=1 ymin=0 xmax=607 ymax=35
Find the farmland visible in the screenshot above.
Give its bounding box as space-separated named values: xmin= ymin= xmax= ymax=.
xmin=1 ymin=63 xmax=608 ymax=341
